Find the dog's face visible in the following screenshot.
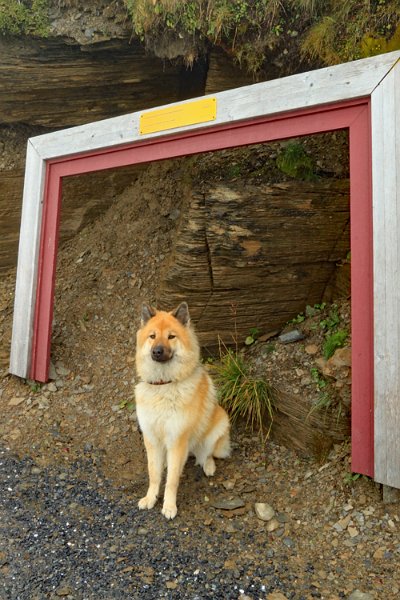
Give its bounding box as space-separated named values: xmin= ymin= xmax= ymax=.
xmin=140 ymin=302 xmax=189 ymax=364
xmin=136 ymin=302 xmax=199 ymax=383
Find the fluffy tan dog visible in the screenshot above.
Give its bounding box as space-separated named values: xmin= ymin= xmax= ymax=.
xmin=135 ymin=302 xmax=230 ymax=520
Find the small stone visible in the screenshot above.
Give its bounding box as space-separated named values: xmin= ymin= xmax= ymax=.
xmin=327 ymin=347 xmax=352 ymax=368
xmin=305 ymin=344 xmax=319 ymax=355
xmin=222 ymin=480 xmax=236 ymax=491
xmin=55 ymin=363 xmax=70 ymax=377
xmin=348 ymin=591 xmax=374 ymax=600
xmin=254 ymin=502 xmax=275 ymax=521
xmin=348 ymin=526 xmax=359 ymax=538
xmin=56 ymin=586 xmax=73 ymax=597
xmin=8 ymin=397 xmax=25 ymax=407
xmin=279 ymin=330 xmax=304 ymax=344
xmin=137 ymin=528 xmax=148 ymax=535
xmin=46 ymin=382 xmax=57 ymax=392
xmin=166 ymin=581 xmax=178 ymax=590
xmin=267 ymin=593 xmax=289 ymax=600
xmin=333 ymin=515 xmax=351 ymax=532
xmin=211 ymin=497 xmax=245 ymax=511
xmin=373 ymin=546 xmax=385 ymax=560
xmin=266 ymin=518 xmax=281 ymax=532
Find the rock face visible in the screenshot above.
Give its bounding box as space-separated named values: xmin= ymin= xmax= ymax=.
xmin=158 ymin=179 xmax=350 ymax=348
xmin=0 ymin=36 xmax=184 ymax=127
xmin=0 ymin=34 xmax=253 ymax=128
xmin=0 ymin=29 xmax=253 ymax=278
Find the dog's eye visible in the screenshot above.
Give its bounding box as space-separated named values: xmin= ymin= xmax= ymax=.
xmin=149 ymin=334 xmax=156 ymax=339
xmin=168 ymin=334 xmax=176 ymax=340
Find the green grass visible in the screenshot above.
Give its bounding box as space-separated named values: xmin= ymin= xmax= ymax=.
xmin=215 ymin=347 xmax=275 ymax=438
xmin=0 ymin=0 xmax=49 ymax=36
xmin=323 ymin=329 xmax=349 ymax=360
xmin=276 ymin=142 xmax=317 ymax=181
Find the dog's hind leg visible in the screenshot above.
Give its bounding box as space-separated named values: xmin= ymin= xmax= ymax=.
xmin=138 ymin=436 xmax=165 ymax=511
xmin=196 ymin=408 xmax=231 ymax=476
xmin=213 ymin=428 xmax=231 ymax=459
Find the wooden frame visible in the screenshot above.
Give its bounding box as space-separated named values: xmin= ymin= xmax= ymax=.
xmin=10 ymin=51 xmax=400 ymax=488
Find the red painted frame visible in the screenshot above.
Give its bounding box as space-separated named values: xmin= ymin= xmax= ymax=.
xmin=30 ymin=99 xmax=373 ymax=477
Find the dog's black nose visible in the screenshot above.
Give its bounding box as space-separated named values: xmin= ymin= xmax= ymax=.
xmin=152 ymin=345 xmax=171 ymax=362
xmin=152 ymin=345 xmax=164 ymax=359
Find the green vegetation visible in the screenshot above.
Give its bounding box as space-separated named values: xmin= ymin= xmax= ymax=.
xmin=119 ymin=398 xmax=136 ymax=411
xmin=323 ymin=329 xmax=348 ymax=360
xmin=28 ymin=380 xmax=42 ymax=393
xmin=319 ymin=304 xmax=340 ymax=332
xmin=124 ymin=0 xmax=400 ymax=73
xmin=215 ymin=347 xmax=275 ymax=438
xmin=244 ymin=326 xmax=260 ymax=346
xmin=290 ymin=302 xmax=326 ymax=325
xmin=0 ymin=0 xmax=49 ymax=36
xmin=308 ymin=367 xmax=333 ymax=415
xmin=276 ymin=142 xmax=317 ymax=181
xmin=2 ymin=0 xmax=398 ymax=70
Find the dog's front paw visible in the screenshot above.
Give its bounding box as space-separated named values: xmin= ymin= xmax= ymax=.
xmin=162 ymin=503 xmax=177 ymax=520
xmin=138 ymin=494 xmax=157 ymax=510
xmin=203 ymin=456 xmax=216 ymax=477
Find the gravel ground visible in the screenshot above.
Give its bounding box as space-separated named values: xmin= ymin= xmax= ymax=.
xmin=1 ymin=431 xmax=400 ymax=600
xmin=0 ymin=440 xmax=296 ymax=600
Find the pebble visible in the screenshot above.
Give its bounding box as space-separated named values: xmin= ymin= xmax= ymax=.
xmin=8 ymin=397 xmax=25 ymax=407
xmin=254 ymin=502 xmax=275 ymax=521
xmin=222 ymin=479 xmax=236 ymax=490
xmin=305 ymin=344 xmax=319 ymax=355
xmin=278 ymin=330 xmax=305 ymax=344
xmin=56 ymin=585 xmax=73 ymax=597
xmin=266 ymin=518 xmax=281 ymax=532
xmin=348 ymin=591 xmax=374 ymax=600
xmin=211 ymin=497 xmax=245 ymax=510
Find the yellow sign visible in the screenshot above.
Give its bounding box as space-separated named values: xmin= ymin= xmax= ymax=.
xmin=140 ymin=97 xmax=217 ymax=135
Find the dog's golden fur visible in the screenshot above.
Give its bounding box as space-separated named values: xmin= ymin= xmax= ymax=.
xmin=135 ymin=302 xmax=230 ymax=520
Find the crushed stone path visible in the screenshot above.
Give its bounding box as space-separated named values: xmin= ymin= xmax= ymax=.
xmin=1 ymin=437 xmax=397 ymax=600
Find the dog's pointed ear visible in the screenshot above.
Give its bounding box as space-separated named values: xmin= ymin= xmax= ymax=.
xmin=141 ymin=303 xmax=156 ymax=325
xmin=171 ymin=302 xmax=190 ymax=326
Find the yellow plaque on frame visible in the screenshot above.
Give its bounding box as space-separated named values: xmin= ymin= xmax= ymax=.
xmin=140 ymin=97 xmax=217 ymax=135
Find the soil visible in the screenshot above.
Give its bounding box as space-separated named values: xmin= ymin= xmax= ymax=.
xmin=1 ymin=134 xmax=399 ymax=598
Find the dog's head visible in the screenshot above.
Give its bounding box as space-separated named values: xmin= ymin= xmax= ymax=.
xmin=136 ymin=302 xmax=200 ymax=383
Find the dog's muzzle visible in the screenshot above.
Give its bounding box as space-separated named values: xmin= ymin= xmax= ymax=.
xmin=151 ymin=345 xmax=172 ymax=363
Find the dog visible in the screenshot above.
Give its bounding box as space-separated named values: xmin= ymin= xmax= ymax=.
xmin=135 ymin=301 xmax=230 ymax=520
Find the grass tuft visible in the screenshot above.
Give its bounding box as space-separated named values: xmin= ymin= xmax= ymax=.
xmin=214 ymin=346 xmax=275 ymax=439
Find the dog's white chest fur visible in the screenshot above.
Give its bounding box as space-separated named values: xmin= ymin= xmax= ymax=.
xmin=135 ymin=371 xmax=205 ymax=447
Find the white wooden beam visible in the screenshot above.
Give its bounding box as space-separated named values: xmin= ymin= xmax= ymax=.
xmin=9 ymin=141 xmax=46 ymax=379
xmin=371 ymin=62 xmax=400 ymax=488
xmin=31 ymin=51 xmax=400 ymax=160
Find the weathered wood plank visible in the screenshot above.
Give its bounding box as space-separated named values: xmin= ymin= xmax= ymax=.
xmin=9 ymin=142 xmax=46 ymax=378
xmin=372 ymin=64 xmax=400 ymax=489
